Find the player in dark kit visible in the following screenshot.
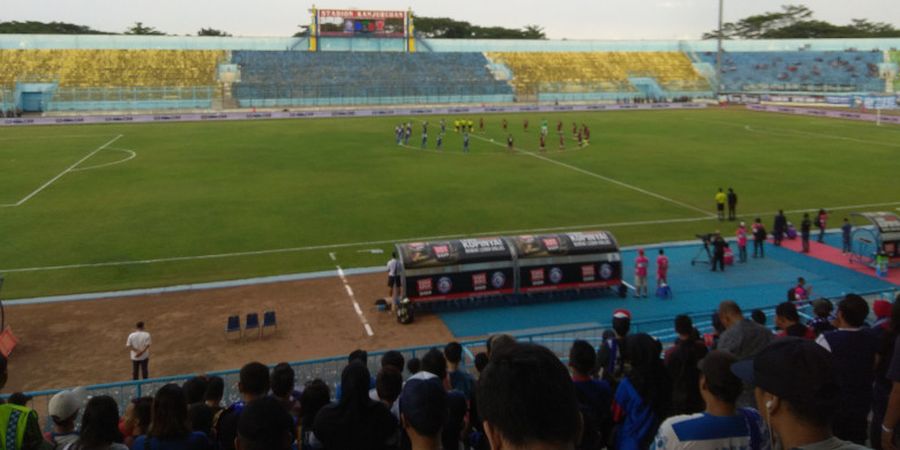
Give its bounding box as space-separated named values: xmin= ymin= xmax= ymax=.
xmin=557 ymin=120 xmax=563 ymax=134
xmin=523 ymin=119 xmax=529 ymax=132
xmin=572 ymin=122 xmax=577 ymax=136
xmin=539 ymin=133 xmax=546 ymax=152
xmin=507 ymin=134 xmax=514 ymax=153
xmin=502 ymin=118 xmax=508 ymax=131
xmin=479 ymin=117 xmax=484 ymax=132
xmin=559 ymin=132 xmax=565 ymax=150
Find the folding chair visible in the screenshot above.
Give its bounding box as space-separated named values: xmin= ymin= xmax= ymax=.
xmin=225 ymin=315 xmax=242 ymax=340
xmin=261 ymin=311 xmax=277 ymax=337
xmin=245 ymin=313 xmax=261 ymax=339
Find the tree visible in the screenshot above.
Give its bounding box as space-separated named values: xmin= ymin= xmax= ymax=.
xmin=0 ymin=20 xmax=110 ymax=34
xmin=703 ymin=4 xmax=900 ymax=39
xmin=125 ymin=22 xmax=165 ymax=36
xmin=197 ymin=28 xmax=231 ymax=37
xmin=521 ymin=25 xmax=547 ymax=40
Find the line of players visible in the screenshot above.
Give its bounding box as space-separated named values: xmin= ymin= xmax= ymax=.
xmin=393 ymin=118 xmax=592 ymax=152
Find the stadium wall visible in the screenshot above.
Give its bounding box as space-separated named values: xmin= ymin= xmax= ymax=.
xmin=3 ymin=35 xmax=900 ymax=53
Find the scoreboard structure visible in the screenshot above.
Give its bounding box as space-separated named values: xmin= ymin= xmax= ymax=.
xmin=309 ymin=6 xmax=416 ymax=52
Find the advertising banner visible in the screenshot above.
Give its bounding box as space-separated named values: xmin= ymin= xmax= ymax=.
xmin=508 ymin=231 xmax=622 ymax=293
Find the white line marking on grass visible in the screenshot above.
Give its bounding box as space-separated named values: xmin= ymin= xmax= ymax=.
xmin=0 ymin=134 xmax=119 ymax=141
xmin=70 ymin=148 xmax=136 ymax=172
xmin=335 ymin=264 xmax=374 ymax=337
xmin=328 ymin=252 xmax=337 ymax=261
xmin=3 ymin=200 xmax=897 ymax=275
xmin=0 ymin=134 xmax=123 ymax=208
xmin=742 ymin=125 xmax=900 ymax=148
xmin=470 ymin=134 xmax=715 ymax=218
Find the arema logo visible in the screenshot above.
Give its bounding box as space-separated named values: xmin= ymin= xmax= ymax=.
xmin=599 ymin=263 xmax=613 ymax=280
xmin=437 ymin=276 xmax=453 ymax=294
xmin=491 ymin=271 xmax=506 ymax=289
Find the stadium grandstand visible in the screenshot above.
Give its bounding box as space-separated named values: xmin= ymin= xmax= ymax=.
xmin=2 ymin=5 xmax=900 ymax=450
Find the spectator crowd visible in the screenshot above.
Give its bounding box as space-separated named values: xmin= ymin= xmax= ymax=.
xmin=1 ymin=293 xmax=898 ymax=450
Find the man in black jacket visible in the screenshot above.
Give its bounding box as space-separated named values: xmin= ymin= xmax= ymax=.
xmin=727 ymin=188 xmax=738 ymax=221
xmin=711 ymin=232 xmax=728 ymax=272
xmin=773 ymin=210 xmax=788 ymax=246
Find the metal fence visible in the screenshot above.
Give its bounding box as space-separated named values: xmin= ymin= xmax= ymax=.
xmin=11 ymin=288 xmax=896 ymax=431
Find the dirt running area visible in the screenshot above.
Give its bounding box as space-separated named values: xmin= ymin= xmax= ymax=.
xmin=6 ymin=272 xmax=454 ymax=392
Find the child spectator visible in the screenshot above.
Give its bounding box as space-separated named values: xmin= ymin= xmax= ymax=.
xmin=406 ymin=357 xmax=421 ymax=376
xmin=751 ymin=309 xmax=767 ymax=326
xmin=120 ymin=397 xmax=152 ymax=448
xmin=656 ymin=249 xmax=669 ymax=288
xmin=444 ymin=342 xmax=475 ymax=400
xmin=791 ymin=277 xmax=811 ymax=301
xmin=634 ymin=249 xmax=649 ymax=298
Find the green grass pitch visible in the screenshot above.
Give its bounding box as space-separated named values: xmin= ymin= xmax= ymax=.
xmin=1 ymin=108 xmax=898 ymax=299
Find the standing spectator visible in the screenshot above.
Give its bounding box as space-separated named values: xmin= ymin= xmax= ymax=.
xmin=652 ymin=351 xmax=771 ymax=450
xmin=126 ymin=321 xmax=151 ymax=380
xmin=613 ymin=334 xmax=671 ymax=450
xmin=598 ymin=309 xmax=632 ymax=386
xmin=775 ymin=302 xmax=813 ymax=338
xmin=731 ymin=338 xmax=867 ymax=450
xmin=374 ymin=367 xmax=402 ymax=419
xmin=0 ymin=354 xmax=47 ymax=450
xmin=215 ymin=362 xmax=271 ymax=450
xmin=817 ymin=209 xmax=828 ymax=243
xmin=298 ymin=380 xmax=330 ymax=450
xmin=270 ymin=363 xmax=300 ymax=418
xmin=808 ymin=299 xmax=836 ymax=337
xmin=477 ymin=343 xmax=582 ymax=450
xmin=656 ymin=249 xmax=669 ymax=288
xmin=717 ymin=301 xmax=773 ymax=407
xmin=399 ymin=378 xmax=447 ymax=450
xmin=816 ymin=294 xmax=880 ymax=444
xmin=773 ymin=210 xmax=787 ymax=247
xmin=418 ymin=349 xmax=467 ymax=450
xmin=801 ymin=213 xmax=812 ymax=253
xmin=634 ymin=249 xmax=649 ymax=298
xmin=715 ymin=188 xmax=726 ymax=221
xmin=444 ymin=342 xmax=475 ymax=399
xmin=369 ymin=350 xmax=405 ymax=413
xmin=65 ymin=396 xmax=128 ymax=450
xmin=751 ymin=309 xmax=767 ymax=326
xmin=204 ymin=376 xmax=225 ymax=415
xmin=133 ymin=384 xmax=210 ymax=450
xmin=386 ymin=252 xmax=401 ymax=305
xmin=313 ymin=362 xmax=398 ymax=450
xmin=842 ymin=218 xmax=853 ymax=253
xmin=711 ymin=233 xmax=727 ymax=272
xmin=46 ymin=387 xmax=87 ymax=449
xmin=873 ymin=299 xmax=900 ymax=450
xmin=235 ymin=397 xmax=295 ymax=450
xmin=664 ymin=315 xmax=708 ymax=416
xmin=752 ymin=218 xmax=767 ymax=258
xmin=727 ymin=188 xmax=738 ymax=221
xmin=569 ymin=340 xmax=612 ymax=449
xmin=736 ymin=222 xmax=748 ymax=263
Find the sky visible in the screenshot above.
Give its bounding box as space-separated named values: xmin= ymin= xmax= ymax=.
xmin=5 ymin=0 xmax=899 ymax=40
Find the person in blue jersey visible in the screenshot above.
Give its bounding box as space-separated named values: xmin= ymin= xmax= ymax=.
xmin=597 ymin=309 xmax=632 ymax=387
xmin=214 ymin=362 xmax=270 ymax=450
xmin=132 ymin=384 xmax=211 ymax=450
xmin=569 ymin=340 xmax=612 ymax=449
xmin=435 ymin=132 xmax=442 ymax=151
xmin=462 ymin=131 xmax=470 ymax=153
xmin=653 ymin=351 xmax=771 ymax=450
xmin=612 ymin=333 xmax=671 ymax=450
xmin=404 ymin=122 xmax=412 ymax=145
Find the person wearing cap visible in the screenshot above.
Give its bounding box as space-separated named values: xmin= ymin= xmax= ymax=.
xmin=731 ymin=338 xmax=867 ymax=450
xmin=815 ymin=294 xmax=880 ymax=444
xmin=235 ymin=396 xmax=294 ymax=450
xmin=634 ymin=249 xmax=649 ymax=298
xmin=477 ymin=343 xmax=583 ymax=450
xmin=46 ymin=387 xmax=87 ymax=448
xmin=717 ymin=301 xmax=773 ymax=408
xmin=126 ymin=321 xmax=151 ymax=380
xmin=598 ymin=309 xmax=632 ymax=386
xmin=653 ymin=351 xmax=770 ymax=450
xmin=775 ymin=302 xmax=813 ymax=339
xmin=400 ymin=378 xmax=447 ymax=450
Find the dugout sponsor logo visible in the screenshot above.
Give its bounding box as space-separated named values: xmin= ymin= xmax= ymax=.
xmin=484 ymin=107 xmax=504 ymax=112
xmin=437 ymin=277 xmax=453 ymax=294
xmin=417 ymin=279 xmax=433 ymax=297
xmin=472 ymin=273 xmax=487 ymax=291
xmin=288 ymin=111 xmax=315 ymax=118
xmin=518 ymin=106 xmax=539 ymax=112
xmin=410 ymin=109 xmax=433 ymax=114
xmin=582 ymin=265 xmax=596 ymax=282
xmin=530 ymin=269 xmax=545 ymax=286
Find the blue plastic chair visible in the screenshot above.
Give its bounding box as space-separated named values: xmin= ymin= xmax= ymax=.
xmin=245 ymin=313 xmax=260 ymax=338
xmin=225 ymin=315 xmax=241 ymax=340
xmin=262 ymin=311 xmax=277 ymax=337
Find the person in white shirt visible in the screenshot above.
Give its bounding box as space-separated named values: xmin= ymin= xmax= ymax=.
xmin=126 ymin=321 xmax=151 ymax=380
xmin=387 ymin=252 xmax=401 ymax=303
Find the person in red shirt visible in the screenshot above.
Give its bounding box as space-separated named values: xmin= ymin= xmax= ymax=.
xmin=791 ymin=277 xmax=811 ymax=301
xmin=656 ymin=249 xmax=669 ymax=288
xmin=634 ymin=248 xmax=649 ymax=298
xmin=775 ymin=301 xmax=814 ymax=339
xmin=736 ymin=222 xmax=748 ymax=263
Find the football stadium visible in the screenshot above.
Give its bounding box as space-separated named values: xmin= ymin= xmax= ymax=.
xmin=1 ymin=2 xmax=900 ymax=449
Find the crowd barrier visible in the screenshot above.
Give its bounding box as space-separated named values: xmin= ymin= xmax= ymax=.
xmin=10 ymin=288 xmax=894 ymax=432
xmin=0 ymin=102 xmax=706 ymax=127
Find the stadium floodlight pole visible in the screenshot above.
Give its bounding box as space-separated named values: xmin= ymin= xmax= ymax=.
xmin=716 ymin=0 xmax=724 ymax=96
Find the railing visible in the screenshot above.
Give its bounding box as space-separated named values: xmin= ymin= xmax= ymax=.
xmin=45 ymin=86 xmax=216 ymax=112
xmin=11 ymin=288 xmax=896 ymax=431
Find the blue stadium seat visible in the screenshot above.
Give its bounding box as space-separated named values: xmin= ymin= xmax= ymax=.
xmin=225 ymin=315 xmax=241 ymax=340
xmin=262 ymin=310 xmax=277 ymax=337
xmin=245 ymin=313 xmax=260 ymax=338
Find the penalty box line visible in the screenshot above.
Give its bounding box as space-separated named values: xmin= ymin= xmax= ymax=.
xmin=0 ymin=134 xmax=123 ymax=208
xmin=468 ymin=133 xmax=715 ymax=218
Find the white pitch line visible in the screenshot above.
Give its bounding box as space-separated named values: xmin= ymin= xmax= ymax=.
xmin=0 ymin=134 xmax=123 ymax=208
xmin=328 ymin=252 xmax=337 ymax=261
xmin=743 ymin=125 xmax=900 ymax=148
xmin=70 ymin=148 xmax=136 ymax=172
xmin=335 ymin=264 xmax=374 ymax=337
xmin=470 ymin=134 xmax=715 ymax=218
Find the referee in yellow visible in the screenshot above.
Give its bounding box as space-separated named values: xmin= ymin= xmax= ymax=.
xmin=715 ymin=188 xmax=727 ymax=221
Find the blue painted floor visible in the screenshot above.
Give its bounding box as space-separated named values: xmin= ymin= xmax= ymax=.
xmin=438 ymin=240 xmax=897 ymax=337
